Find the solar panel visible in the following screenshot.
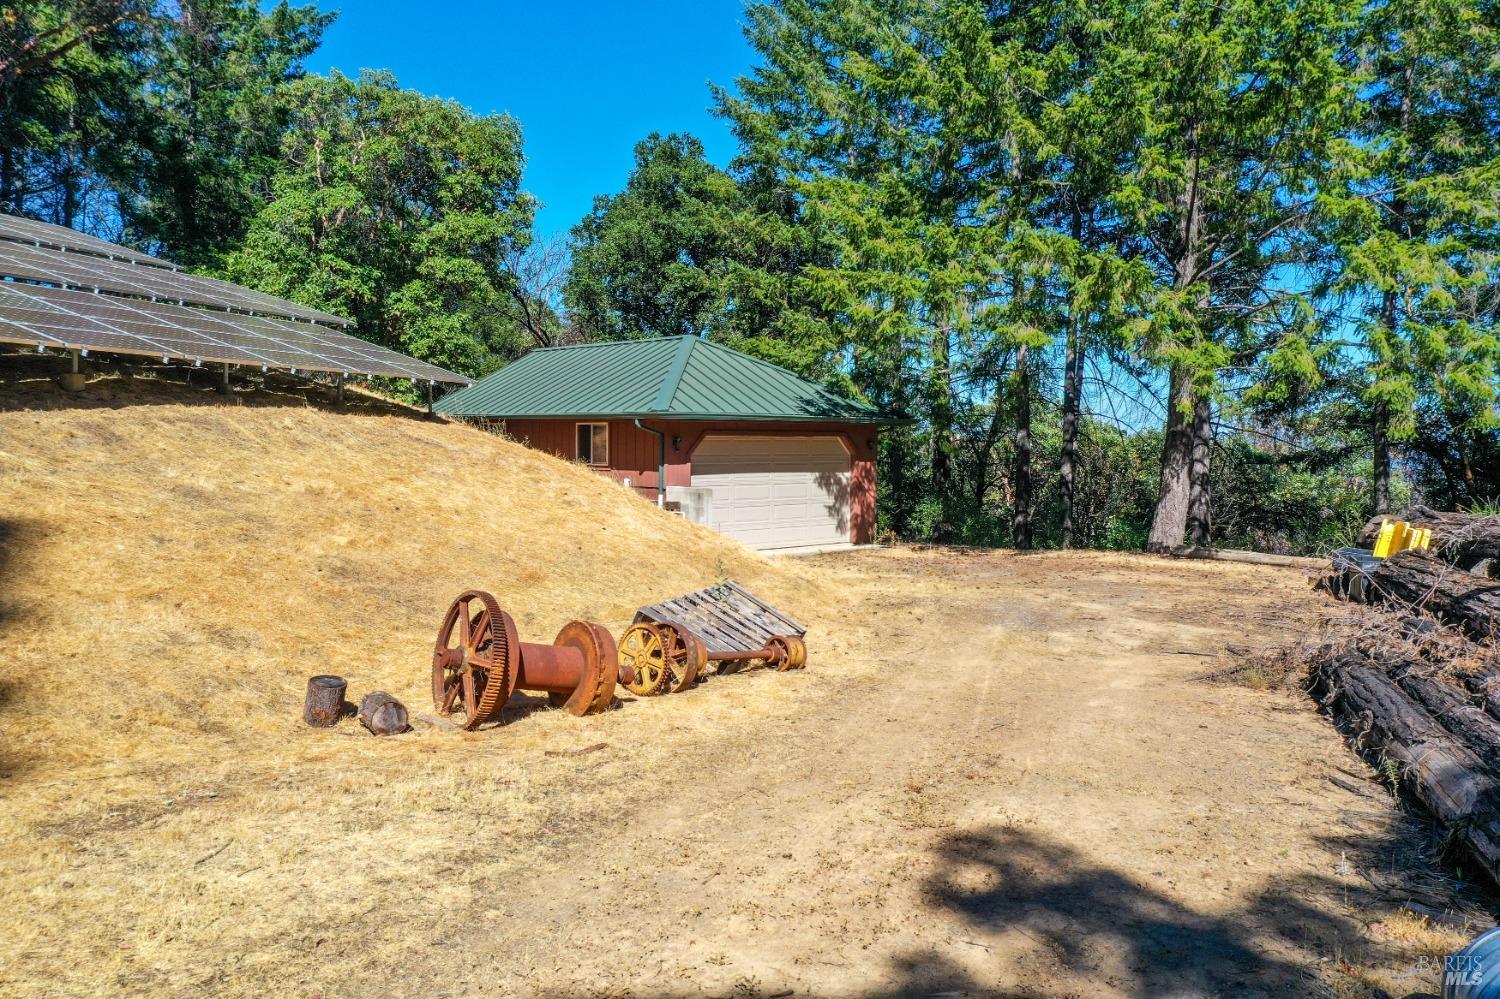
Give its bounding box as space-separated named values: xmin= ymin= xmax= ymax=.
xmin=0 ymin=210 xmax=469 ymax=385
xmin=0 ymin=213 xmax=176 ymax=270
xmin=0 ymin=239 xmax=350 ymax=327
xmin=0 ymin=281 xmax=471 ymax=384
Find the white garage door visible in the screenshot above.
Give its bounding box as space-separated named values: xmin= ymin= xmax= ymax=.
xmin=691 ymin=435 xmax=851 ymax=550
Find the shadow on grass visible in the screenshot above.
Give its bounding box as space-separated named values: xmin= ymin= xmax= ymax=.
xmin=0 ymin=518 xmax=25 ymax=628
xmin=0 ymin=347 xmax=433 ymax=420
xmin=0 ymin=518 xmax=40 ymax=780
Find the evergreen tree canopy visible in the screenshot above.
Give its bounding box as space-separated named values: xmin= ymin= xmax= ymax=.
xmin=222 ymin=70 xmax=535 ymax=381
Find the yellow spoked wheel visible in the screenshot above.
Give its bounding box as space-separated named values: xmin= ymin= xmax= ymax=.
xmin=618 ymin=622 xmax=671 ymax=696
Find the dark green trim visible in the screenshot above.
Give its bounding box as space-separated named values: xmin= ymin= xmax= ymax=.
xmin=653 ymin=334 xmax=697 ymax=412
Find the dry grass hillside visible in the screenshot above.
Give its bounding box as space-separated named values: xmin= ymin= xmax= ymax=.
xmin=0 ymin=357 xmax=836 ymax=994
xmin=1 ymin=360 xmax=822 ymax=775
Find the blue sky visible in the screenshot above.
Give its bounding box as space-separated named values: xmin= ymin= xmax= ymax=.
xmin=303 ymin=1 xmax=756 ymax=240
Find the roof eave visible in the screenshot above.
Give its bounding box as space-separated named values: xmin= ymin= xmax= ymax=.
xmin=434 ymin=408 xmax=907 ymax=425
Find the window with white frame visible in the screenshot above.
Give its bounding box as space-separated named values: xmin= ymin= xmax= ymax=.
xmin=576 ymin=422 xmax=609 ymax=465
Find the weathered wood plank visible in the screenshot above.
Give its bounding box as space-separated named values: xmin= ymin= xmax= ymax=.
xmin=636 ymin=580 xmax=805 ymax=655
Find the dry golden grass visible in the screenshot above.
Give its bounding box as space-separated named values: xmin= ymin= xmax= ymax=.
xmin=1326 ymin=910 xmax=1470 ymax=998
xmin=0 ymin=363 xmax=838 ymax=995
xmin=0 ymin=373 xmax=827 ymax=765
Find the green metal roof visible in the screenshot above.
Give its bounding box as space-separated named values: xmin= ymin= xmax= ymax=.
xmin=433 ymin=336 xmax=899 ymax=423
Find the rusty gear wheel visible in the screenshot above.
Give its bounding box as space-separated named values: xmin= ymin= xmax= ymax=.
xmin=657 ymin=620 xmax=706 ymax=692
xmin=764 ymin=635 xmax=793 ymax=672
xmin=618 ymin=622 xmax=672 ymax=696
xmin=432 ymin=590 xmax=519 ymax=730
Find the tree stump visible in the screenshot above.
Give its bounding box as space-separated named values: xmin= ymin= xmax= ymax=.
xmin=303 ymin=675 xmax=347 ymax=727
xmin=358 ymin=691 xmax=408 ymax=736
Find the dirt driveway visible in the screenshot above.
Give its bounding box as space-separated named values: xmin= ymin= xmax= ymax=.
xmin=371 ymin=549 xmax=1462 ymax=997
xmin=7 ymin=548 xmax=1470 ymax=997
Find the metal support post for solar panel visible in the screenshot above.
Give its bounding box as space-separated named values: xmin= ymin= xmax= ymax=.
xmin=337 ymin=374 xmax=345 ymax=405
xmin=217 ymin=362 xmax=230 ymax=394
xmin=426 ymin=380 xmax=433 ymax=414
xmin=58 ymin=348 xmax=86 ymax=392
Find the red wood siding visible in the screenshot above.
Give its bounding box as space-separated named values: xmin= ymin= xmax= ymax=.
xmin=502 ymin=419 xmax=666 ymax=496
xmin=500 ymin=417 xmax=881 ymax=544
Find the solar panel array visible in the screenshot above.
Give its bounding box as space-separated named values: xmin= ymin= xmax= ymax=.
xmin=0 ymin=212 xmax=470 ymax=384
xmin=0 ymin=212 xmax=172 ymax=270
xmin=0 ymin=226 xmax=349 ymax=326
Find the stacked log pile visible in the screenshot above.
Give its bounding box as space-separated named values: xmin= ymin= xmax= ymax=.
xmin=1357 ymin=505 xmax=1500 ymax=570
xmin=1373 ymin=551 xmax=1500 ymax=641
xmin=1311 ymin=507 xmax=1500 ymax=884
xmin=1312 ymin=639 xmax=1500 ymax=882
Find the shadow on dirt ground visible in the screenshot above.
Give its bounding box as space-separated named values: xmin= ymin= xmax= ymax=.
xmin=858 ymin=819 xmax=1475 ymax=998
xmin=884 ymin=825 xmax=1321 ymax=997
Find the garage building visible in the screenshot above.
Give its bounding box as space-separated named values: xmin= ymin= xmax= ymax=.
xmin=432 ymin=336 xmax=902 ymax=550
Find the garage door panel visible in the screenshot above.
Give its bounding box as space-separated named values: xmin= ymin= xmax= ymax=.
xmin=692 ymin=435 xmax=851 ymax=550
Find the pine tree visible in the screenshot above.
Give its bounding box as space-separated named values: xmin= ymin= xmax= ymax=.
xmin=1087 ymin=0 xmax=1361 ymax=551
xmin=124 ymin=0 xmax=331 ymax=265
xmin=1326 ymin=0 xmax=1500 ymax=513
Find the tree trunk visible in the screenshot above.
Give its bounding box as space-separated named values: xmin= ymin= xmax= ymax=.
xmin=1316 ymin=653 xmax=1496 ymax=824
xmin=358 ymin=691 xmax=409 ymax=736
xmin=1399 ymin=672 xmax=1500 ymax=776
xmin=928 ymin=328 xmax=955 ymax=540
xmin=1373 ymin=401 xmax=1391 ymax=515
xmin=1170 ymin=546 xmax=1322 ymax=568
xmin=58 ymin=109 xmax=78 ymax=230
xmin=973 ymin=363 xmax=1010 ymax=515
xmin=1060 ymin=317 xmax=1084 ymax=549
xmin=0 ymin=146 xmax=14 ymax=213
xmin=1060 ymin=204 xmax=1086 ymax=549
xmin=1374 ymin=402 xmax=1386 ymax=516
xmin=1373 ymin=288 xmax=1397 ymax=515
xmin=1372 ymin=551 xmax=1500 ymax=641
xmin=1186 ymin=394 xmax=1212 ymax=545
xmin=1012 ymin=342 xmax=1033 ymax=550
xmin=1148 ymin=367 xmax=1195 ymax=552
xmin=303 ymin=675 xmax=347 ymax=727
xmin=1150 ymin=120 xmax=1206 ymax=555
